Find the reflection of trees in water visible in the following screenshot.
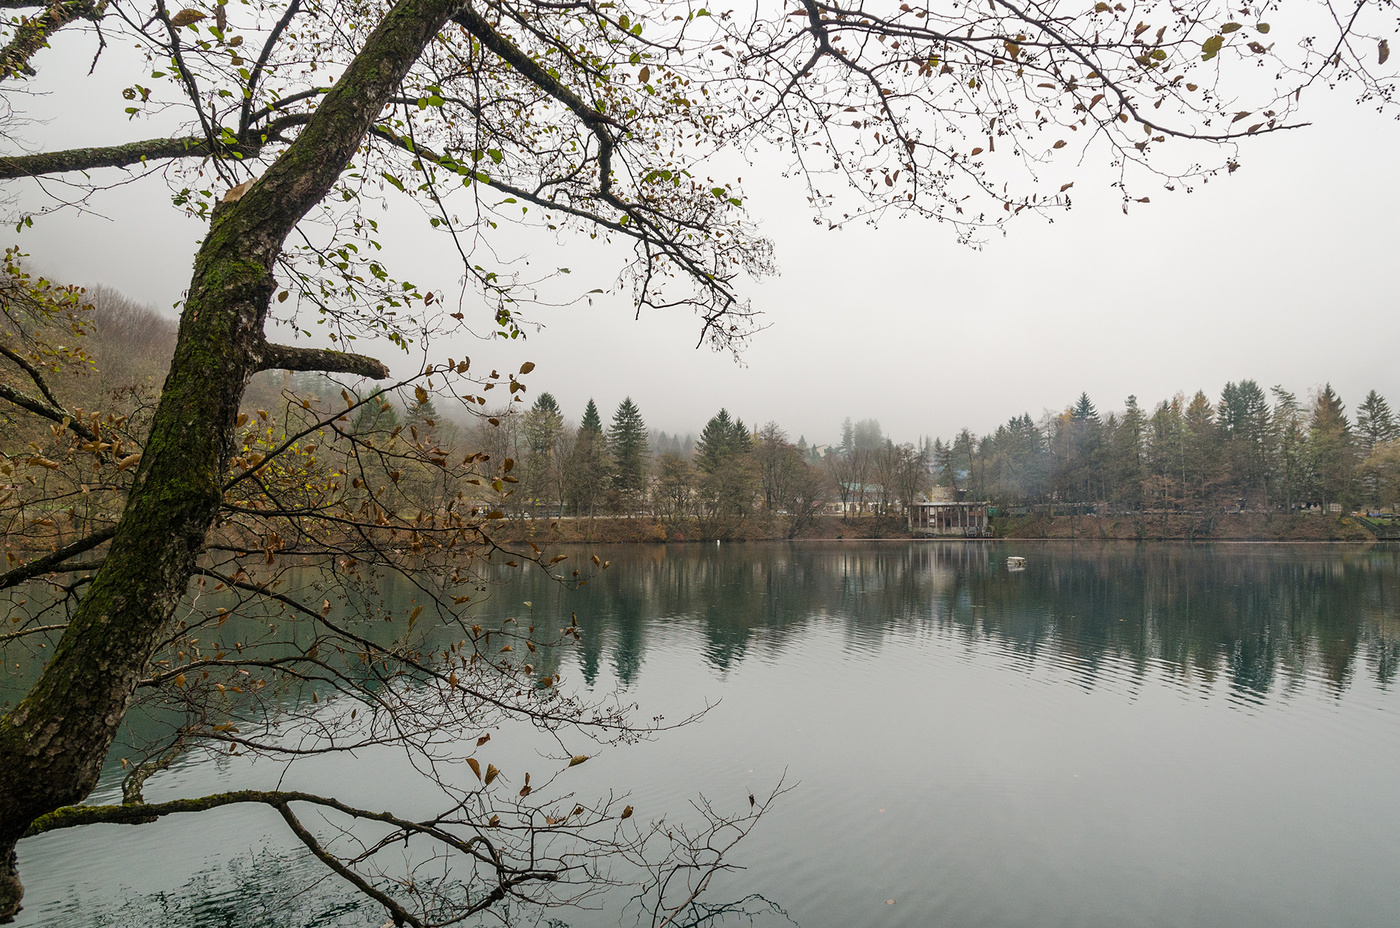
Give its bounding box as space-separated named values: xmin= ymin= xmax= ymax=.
xmin=493 ymin=543 xmax=1400 ymax=700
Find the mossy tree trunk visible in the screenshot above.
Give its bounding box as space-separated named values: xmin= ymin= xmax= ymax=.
xmin=0 ymin=0 xmax=459 ymax=917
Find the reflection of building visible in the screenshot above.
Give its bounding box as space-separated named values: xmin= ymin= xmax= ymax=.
xmin=908 ymin=490 xmax=992 ymax=537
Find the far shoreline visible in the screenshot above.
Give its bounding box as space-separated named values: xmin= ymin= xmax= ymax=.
xmin=488 ymin=511 xmax=1384 ymax=546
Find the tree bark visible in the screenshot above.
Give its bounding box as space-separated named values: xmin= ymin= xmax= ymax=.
xmin=0 ymin=0 xmax=460 ymax=918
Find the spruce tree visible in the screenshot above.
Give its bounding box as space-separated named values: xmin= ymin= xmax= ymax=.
xmin=523 ymin=392 xmax=564 ymax=513
xmin=607 ymin=397 xmax=650 ymax=497
xmin=565 ymin=399 xmax=610 ymax=517
xmin=579 ymin=398 xmax=603 ymax=435
xmin=406 ymin=395 xmax=440 ymax=428
xmin=1357 ymin=390 xmax=1398 ymax=454
xmin=350 ymin=395 xmax=400 ymax=435
xmin=695 ymin=409 xmax=736 ymax=474
xmin=1307 ymin=384 xmax=1355 ymax=512
xmin=1072 ymin=392 xmax=1099 ymax=422
xmin=731 ymin=417 xmax=754 ymax=455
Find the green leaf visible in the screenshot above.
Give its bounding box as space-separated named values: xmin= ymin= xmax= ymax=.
xmin=1201 ymin=34 xmax=1224 ymax=60
xmin=1220 ymin=22 xmax=1242 ymax=33
xmin=382 ymin=173 xmax=406 ymax=192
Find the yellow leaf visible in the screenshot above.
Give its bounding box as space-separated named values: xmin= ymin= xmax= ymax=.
xmin=415 ymin=386 xmax=429 ymax=405
xmin=467 ymin=757 xmax=481 ymax=779
xmin=568 ymin=755 xmax=589 ymax=767
xmin=170 ymin=8 xmax=205 ymax=26
xmin=484 ymin=763 xmax=500 ymax=785
xmin=620 ymin=805 xmax=633 ymax=819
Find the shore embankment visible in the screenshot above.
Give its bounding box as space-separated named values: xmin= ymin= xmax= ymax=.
xmin=488 ymin=512 xmax=1380 ymax=544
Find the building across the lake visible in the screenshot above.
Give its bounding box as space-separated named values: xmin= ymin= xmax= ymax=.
xmin=908 ymin=487 xmax=992 ymax=537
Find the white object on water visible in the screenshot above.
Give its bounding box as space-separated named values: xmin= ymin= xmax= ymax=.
xmin=1006 ymin=556 xmax=1026 ymax=571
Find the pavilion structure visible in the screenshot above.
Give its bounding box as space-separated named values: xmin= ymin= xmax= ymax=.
xmin=907 ymin=491 xmax=992 ymax=537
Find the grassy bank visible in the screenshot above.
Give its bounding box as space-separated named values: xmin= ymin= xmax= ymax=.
xmin=992 ymin=511 xmax=1375 ymax=542
xmin=488 ymin=511 xmax=1380 ymax=544
xmin=487 ymin=513 xmax=916 ymax=544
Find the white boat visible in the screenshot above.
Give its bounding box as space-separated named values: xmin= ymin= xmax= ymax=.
xmin=1006 ymin=556 xmax=1026 ymax=571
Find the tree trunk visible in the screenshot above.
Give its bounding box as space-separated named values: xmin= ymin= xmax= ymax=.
xmin=0 ymin=0 xmax=458 ymax=917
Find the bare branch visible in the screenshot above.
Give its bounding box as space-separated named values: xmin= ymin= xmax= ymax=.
xmin=255 ymin=342 xmax=390 ymax=379
xmin=0 ymin=115 xmax=310 ymax=179
xmin=0 ymin=136 xmax=253 ymax=179
xmin=0 ymin=344 xmax=62 ymax=409
xmin=0 ymin=526 xmax=117 ymax=591
xmin=0 ymin=381 xmax=100 ymax=441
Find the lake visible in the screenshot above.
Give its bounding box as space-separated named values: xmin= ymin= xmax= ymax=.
xmin=14 ymin=541 xmax=1400 ymax=928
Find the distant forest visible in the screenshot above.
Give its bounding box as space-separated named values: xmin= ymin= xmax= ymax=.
xmin=6 ymin=285 xmax=1398 ymax=533
xmin=448 ymin=381 xmax=1398 ymax=524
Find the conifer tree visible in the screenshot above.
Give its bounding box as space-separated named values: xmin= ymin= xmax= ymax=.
xmin=350 ymin=394 xmax=400 ymax=435
xmin=406 ymin=394 xmax=440 ymax=429
xmin=523 ymin=392 xmax=564 ymax=514
xmin=696 ymin=409 xmax=737 ymax=474
xmin=565 ymin=399 xmax=610 ymax=518
xmin=1271 ymin=386 xmax=1307 ymax=513
xmin=731 ymin=417 xmax=754 ymax=455
xmin=1308 ymin=384 xmax=1355 ymax=512
xmin=1357 ymin=390 xmax=1398 ymax=454
xmin=607 ymin=397 xmax=651 ymax=502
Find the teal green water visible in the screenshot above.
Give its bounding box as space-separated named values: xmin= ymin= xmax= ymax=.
xmin=15 ymin=542 xmax=1400 ymax=927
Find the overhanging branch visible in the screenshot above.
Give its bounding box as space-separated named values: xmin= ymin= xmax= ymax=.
xmin=0 ymin=381 xmax=99 ymax=442
xmin=0 ymin=114 xmax=311 ymax=179
xmin=0 ymin=136 xmax=255 ymax=179
xmin=255 ymin=342 xmax=390 ymax=379
xmin=0 ymin=527 xmax=117 ymax=591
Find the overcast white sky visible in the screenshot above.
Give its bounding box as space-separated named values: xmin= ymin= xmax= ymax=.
xmin=14 ymin=32 xmax=1400 ymax=447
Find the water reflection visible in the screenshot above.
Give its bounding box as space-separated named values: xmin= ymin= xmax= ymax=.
xmin=495 ymin=542 xmax=1400 ymax=702
xmin=14 ymin=542 xmax=1400 ymax=928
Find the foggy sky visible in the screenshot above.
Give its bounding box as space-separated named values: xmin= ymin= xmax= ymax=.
xmin=13 ymin=33 xmax=1400 ymax=447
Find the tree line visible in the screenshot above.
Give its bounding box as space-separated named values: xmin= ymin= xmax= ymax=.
xmin=455 ymin=380 xmax=1400 ymax=530
xmin=934 ymin=384 xmax=1399 ymax=515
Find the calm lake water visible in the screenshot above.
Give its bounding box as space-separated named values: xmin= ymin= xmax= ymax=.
xmin=15 ymin=541 xmax=1400 ymax=928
